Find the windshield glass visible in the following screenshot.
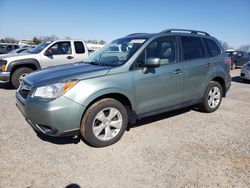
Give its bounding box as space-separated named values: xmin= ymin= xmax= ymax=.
xmin=29 ymin=41 xmax=52 ymax=54
xmin=84 ymin=38 xmax=146 ymax=66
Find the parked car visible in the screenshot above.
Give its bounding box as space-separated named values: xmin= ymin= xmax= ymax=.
xmin=0 ymin=40 xmax=88 ymax=88
xmin=88 ymin=49 xmax=95 ymax=55
xmin=226 ymin=50 xmax=250 ymax=69
xmin=7 ymin=47 xmax=31 ymax=54
xmin=241 ymin=61 xmax=250 ymax=81
xmin=0 ymin=44 xmax=19 ymax=54
xmin=16 ymin=29 xmax=231 ymax=147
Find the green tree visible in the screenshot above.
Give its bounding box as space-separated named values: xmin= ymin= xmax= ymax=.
xmin=33 ymin=37 xmax=41 ymax=45
xmin=99 ymin=40 xmax=106 ymax=45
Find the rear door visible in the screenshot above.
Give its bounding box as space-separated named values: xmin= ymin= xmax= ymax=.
xmin=73 ymin=41 xmax=88 ymax=62
xmin=132 ymin=36 xmax=184 ymax=115
xmin=181 ymin=36 xmax=213 ymax=102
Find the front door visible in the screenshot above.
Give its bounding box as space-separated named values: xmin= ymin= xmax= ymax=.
xmin=40 ymin=41 xmax=75 ymax=68
xmin=132 ymin=37 xmax=184 ymax=115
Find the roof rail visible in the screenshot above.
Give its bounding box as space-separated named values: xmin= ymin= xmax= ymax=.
xmin=160 ymin=29 xmax=210 ymax=36
xmin=126 ymin=33 xmax=147 ymax=37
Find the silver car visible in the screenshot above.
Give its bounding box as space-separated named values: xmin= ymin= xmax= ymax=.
xmin=241 ymin=61 xmax=250 ymax=81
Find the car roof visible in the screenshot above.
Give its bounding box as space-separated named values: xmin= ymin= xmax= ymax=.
xmin=123 ymin=29 xmax=213 ymax=40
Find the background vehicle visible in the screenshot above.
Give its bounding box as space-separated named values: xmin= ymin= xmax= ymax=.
xmin=241 ymin=61 xmax=250 ymax=81
xmin=0 ymin=44 xmax=19 ymax=54
xmin=7 ymin=47 xmax=31 ymax=55
xmin=226 ymin=50 xmax=250 ymax=69
xmin=16 ymin=29 xmax=231 ymax=147
xmin=0 ymin=39 xmax=88 ymax=88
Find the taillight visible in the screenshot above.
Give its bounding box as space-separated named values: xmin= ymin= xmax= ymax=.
xmin=225 ymin=57 xmax=231 ymax=66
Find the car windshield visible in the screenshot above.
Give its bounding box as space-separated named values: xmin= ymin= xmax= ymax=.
xmin=29 ymin=41 xmax=52 ymax=54
xmin=84 ymin=38 xmax=147 ymax=66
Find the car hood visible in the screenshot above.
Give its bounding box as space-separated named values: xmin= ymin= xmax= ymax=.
xmin=0 ymin=53 xmax=37 ymax=61
xmin=24 ymin=62 xmax=111 ymax=87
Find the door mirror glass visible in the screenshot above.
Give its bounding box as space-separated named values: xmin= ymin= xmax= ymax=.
xmin=144 ymin=57 xmax=160 ymax=68
xmin=44 ymin=50 xmax=53 ymax=56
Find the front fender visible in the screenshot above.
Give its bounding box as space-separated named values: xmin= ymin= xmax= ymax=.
xmin=64 ymin=72 xmax=136 ymax=111
xmin=6 ymin=58 xmax=41 ymax=72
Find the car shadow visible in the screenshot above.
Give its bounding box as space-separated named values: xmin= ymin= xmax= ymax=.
xmin=65 ymin=183 xmax=81 ymax=188
xmin=231 ymin=76 xmax=250 ymax=84
xmin=127 ymin=107 xmax=191 ymax=130
xmin=36 ymin=132 xmax=81 ymax=145
xmin=0 ymin=83 xmax=14 ymax=90
xmin=36 ymin=107 xmax=192 ymax=145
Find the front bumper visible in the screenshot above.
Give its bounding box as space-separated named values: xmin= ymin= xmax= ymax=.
xmin=0 ymin=71 xmax=10 ymax=83
xmin=241 ymin=67 xmax=250 ymax=80
xmin=16 ymin=92 xmax=86 ymax=137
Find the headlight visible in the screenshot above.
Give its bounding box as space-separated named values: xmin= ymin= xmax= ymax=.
xmin=0 ymin=60 xmax=7 ymax=71
xmin=32 ymin=80 xmax=78 ymax=99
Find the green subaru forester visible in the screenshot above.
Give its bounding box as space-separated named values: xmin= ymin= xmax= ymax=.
xmin=16 ymin=29 xmax=231 ymax=147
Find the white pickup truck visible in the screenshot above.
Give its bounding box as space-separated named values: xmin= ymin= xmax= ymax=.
xmin=0 ymin=39 xmax=88 ymax=88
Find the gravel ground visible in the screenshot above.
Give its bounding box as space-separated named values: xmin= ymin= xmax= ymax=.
xmin=0 ymin=69 xmax=249 ymax=188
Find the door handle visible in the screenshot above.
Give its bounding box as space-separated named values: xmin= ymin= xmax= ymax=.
xmin=174 ymin=69 xmax=183 ymax=75
xmin=67 ymin=56 xmax=74 ymax=59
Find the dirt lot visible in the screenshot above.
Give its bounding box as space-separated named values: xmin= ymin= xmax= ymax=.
xmin=0 ymin=69 xmax=249 ymax=188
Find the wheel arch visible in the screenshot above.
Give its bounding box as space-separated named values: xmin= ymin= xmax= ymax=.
xmin=7 ymin=58 xmax=41 ymax=73
xmin=211 ymin=76 xmax=226 ymax=97
xmin=82 ymin=91 xmax=137 ymax=124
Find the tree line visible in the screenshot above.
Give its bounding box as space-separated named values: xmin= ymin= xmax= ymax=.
xmin=0 ymin=36 xmax=249 ymax=51
xmin=0 ymin=36 xmax=106 ymax=45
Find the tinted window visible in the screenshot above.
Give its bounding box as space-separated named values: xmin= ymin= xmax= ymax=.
xmin=204 ymin=38 xmax=221 ymax=57
xmin=47 ymin=42 xmax=71 ymax=55
xmin=74 ymin=41 xmax=85 ymax=54
xmin=181 ymin=36 xmax=205 ymax=60
xmin=14 ymin=45 xmax=19 ymax=49
xmin=137 ymin=37 xmax=177 ymax=66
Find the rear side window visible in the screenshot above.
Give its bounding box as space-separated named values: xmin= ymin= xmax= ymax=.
xmin=74 ymin=41 xmax=85 ymax=54
xmin=181 ymin=36 xmax=205 ymax=60
xmin=204 ymin=38 xmax=221 ymax=57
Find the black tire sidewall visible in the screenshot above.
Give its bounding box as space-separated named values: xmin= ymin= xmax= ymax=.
xmin=81 ymin=99 xmax=128 ymax=147
xmin=202 ymin=81 xmax=222 ymax=113
xmin=11 ymin=67 xmax=33 ymax=88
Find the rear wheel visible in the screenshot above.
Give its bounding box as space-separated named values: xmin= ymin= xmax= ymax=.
xmin=80 ymin=98 xmax=128 ymax=147
xmin=11 ymin=67 xmax=33 ymax=88
xmin=199 ymin=81 xmax=222 ymax=113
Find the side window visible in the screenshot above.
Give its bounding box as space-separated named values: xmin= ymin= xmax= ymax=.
xmin=181 ymin=36 xmax=205 ymax=60
xmin=47 ymin=42 xmax=71 ymax=55
xmin=136 ymin=37 xmax=177 ymax=66
xmin=74 ymin=41 xmax=85 ymax=54
xmin=204 ymin=38 xmax=221 ymax=57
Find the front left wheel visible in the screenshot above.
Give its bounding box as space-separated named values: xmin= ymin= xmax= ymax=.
xmin=80 ymin=98 xmax=128 ymax=147
xmin=11 ymin=67 xmax=33 ymax=88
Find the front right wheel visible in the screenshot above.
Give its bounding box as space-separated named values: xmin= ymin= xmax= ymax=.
xmin=80 ymin=98 xmax=128 ymax=147
xmin=199 ymin=81 xmax=222 ymax=113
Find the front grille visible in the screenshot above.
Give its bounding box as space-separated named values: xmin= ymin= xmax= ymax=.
xmin=18 ymin=81 xmax=32 ymax=99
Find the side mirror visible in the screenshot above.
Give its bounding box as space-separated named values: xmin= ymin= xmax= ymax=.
xmin=44 ymin=50 xmax=52 ymax=56
xmin=144 ymin=57 xmax=160 ymax=68
xmin=142 ymin=57 xmax=160 ymax=73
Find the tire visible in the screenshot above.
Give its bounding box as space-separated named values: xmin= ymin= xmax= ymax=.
xmin=11 ymin=67 xmax=33 ymax=88
xmin=199 ymin=81 xmax=223 ymax=113
xmin=80 ymin=98 xmax=128 ymax=147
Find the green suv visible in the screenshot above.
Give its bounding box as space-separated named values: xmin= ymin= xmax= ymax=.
xmin=16 ymin=29 xmax=231 ymax=147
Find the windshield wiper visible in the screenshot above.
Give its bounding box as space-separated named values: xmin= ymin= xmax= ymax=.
xmin=86 ymin=61 xmax=100 ymax=65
